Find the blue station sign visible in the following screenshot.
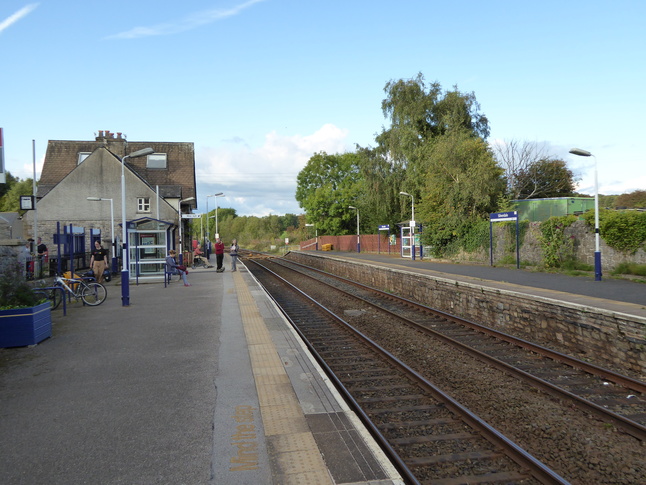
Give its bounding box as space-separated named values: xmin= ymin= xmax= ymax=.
xmin=489 ymin=211 xmax=518 ymax=222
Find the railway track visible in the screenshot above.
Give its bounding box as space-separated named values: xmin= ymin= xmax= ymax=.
xmin=242 ymin=255 xmax=646 ymax=484
xmin=265 ymin=257 xmax=646 ymax=441
xmin=246 ymin=258 xmax=569 ymax=484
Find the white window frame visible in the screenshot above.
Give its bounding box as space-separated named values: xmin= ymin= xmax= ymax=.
xmin=146 ymin=153 xmax=167 ymax=169
xmin=78 ymin=152 xmax=91 ymax=164
xmin=137 ymin=197 xmax=151 ymax=213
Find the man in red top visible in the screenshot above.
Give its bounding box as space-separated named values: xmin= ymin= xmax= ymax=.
xmin=214 ymin=238 xmax=225 ymax=273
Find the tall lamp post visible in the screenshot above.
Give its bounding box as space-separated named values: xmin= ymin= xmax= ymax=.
xmin=400 ymin=191 xmax=416 ymax=260
xmin=348 ymin=206 xmax=360 ymax=253
xmin=205 ymin=192 xmax=223 ymax=259
xmin=305 ymin=223 xmax=318 ymax=250
xmin=121 ymin=147 xmax=154 ymax=306
xmin=214 ymin=193 xmax=225 ymax=239
xmin=569 ymin=148 xmax=602 ymax=281
xmin=87 ymin=197 xmax=116 ymax=273
xmin=178 ymin=197 xmax=195 ymax=263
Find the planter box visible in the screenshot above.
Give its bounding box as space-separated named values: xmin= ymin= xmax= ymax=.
xmin=0 ymin=302 xmax=52 ymax=348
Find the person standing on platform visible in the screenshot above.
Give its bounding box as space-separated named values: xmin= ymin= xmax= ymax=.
xmin=214 ymin=238 xmax=225 ymax=273
xmin=36 ymin=237 xmax=49 ymax=278
xmin=89 ymin=240 xmax=109 ymax=284
xmin=230 ymin=239 xmax=239 ymax=272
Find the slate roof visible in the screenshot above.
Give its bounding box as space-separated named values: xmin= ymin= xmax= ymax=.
xmin=38 ymin=133 xmax=196 ymax=207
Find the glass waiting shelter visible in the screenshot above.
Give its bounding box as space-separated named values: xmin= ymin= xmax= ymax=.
xmin=125 ymin=217 xmax=176 ymax=282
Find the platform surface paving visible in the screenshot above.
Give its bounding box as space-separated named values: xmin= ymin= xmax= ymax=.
xmin=0 ymin=257 xmax=401 ymax=485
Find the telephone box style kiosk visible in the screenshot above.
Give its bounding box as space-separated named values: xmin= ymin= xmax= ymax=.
xmin=125 ymin=217 xmax=175 ymax=282
xmin=400 ymin=220 xmax=422 ymax=260
xmin=489 ymin=211 xmax=520 ymax=269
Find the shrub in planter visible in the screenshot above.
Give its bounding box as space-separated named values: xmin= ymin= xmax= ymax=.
xmin=0 ymin=259 xmax=52 ymax=348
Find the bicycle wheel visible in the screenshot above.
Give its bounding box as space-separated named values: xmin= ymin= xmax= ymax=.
xmin=81 ymin=282 xmax=107 ymax=306
xmin=33 ymin=289 xmax=63 ymax=310
xmin=49 ymin=287 xmax=63 ymax=310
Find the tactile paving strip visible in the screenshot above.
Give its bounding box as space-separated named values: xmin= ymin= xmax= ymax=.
xmin=233 ymin=271 xmax=334 ymax=484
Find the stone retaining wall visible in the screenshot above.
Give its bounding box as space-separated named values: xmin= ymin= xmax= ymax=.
xmin=285 ymin=251 xmax=646 ymax=378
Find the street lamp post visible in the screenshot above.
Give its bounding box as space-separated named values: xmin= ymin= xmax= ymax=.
xmin=214 ymin=193 xmax=225 ymax=239
xmin=205 ymin=192 xmax=223 ymax=259
xmin=348 ymin=206 xmax=360 ymax=253
xmin=305 ymin=223 xmax=318 ymax=250
xmin=87 ymin=197 xmax=116 ymax=273
xmin=400 ymin=191 xmax=416 ymax=260
xmin=569 ymin=148 xmax=602 ymax=281
xmin=121 ymin=147 xmax=154 ymax=306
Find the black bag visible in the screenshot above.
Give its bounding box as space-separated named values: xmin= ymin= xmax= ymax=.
xmin=103 ymin=270 xmax=112 ymax=282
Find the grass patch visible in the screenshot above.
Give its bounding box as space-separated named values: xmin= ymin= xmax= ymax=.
xmin=611 ymin=262 xmax=646 ymax=277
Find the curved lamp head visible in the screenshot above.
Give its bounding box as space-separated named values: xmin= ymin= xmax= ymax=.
xmin=128 ymin=147 xmax=155 ymax=158
xmin=569 ymin=148 xmax=592 ymax=157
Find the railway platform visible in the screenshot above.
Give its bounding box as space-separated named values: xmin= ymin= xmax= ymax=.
xmin=326 ymin=251 xmax=646 ymax=318
xmin=0 ymin=258 xmax=402 ymax=485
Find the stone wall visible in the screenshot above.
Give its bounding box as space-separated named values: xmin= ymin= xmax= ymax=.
xmin=285 ymin=251 xmax=646 ymax=378
xmin=476 ymin=220 xmax=646 ymax=269
xmin=300 ymin=220 xmax=646 ymax=271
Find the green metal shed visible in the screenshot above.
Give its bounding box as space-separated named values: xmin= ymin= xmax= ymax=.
xmin=512 ymin=197 xmax=595 ymax=222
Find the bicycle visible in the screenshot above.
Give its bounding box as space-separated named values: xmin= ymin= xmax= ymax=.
xmin=32 ymin=286 xmax=64 ymax=310
xmin=36 ymin=274 xmax=107 ymax=309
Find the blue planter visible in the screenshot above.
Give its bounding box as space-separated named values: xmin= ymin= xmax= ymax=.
xmin=0 ymin=302 xmax=53 ymax=348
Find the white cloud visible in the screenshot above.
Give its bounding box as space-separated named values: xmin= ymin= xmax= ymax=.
xmin=0 ymin=3 xmax=38 ymax=34
xmin=195 ymin=123 xmax=350 ymax=216
xmin=106 ymin=0 xmax=266 ymax=39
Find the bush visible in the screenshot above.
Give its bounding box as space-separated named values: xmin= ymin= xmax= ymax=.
xmin=539 ymin=215 xmax=577 ymax=268
xmin=583 ymin=209 xmax=646 ymax=254
xmin=612 ymin=262 xmax=646 ymax=277
xmin=0 ymin=261 xmax=43 ymax=310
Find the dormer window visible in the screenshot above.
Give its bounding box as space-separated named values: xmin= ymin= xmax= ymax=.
xmin=147 ymin=153 xmax=167 ymax=169
xmin=78 ymin=152 xmax=91 ymax=164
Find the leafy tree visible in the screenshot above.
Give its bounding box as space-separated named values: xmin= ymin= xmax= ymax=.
xmin=417 ymin=131 xmax=505 ymax=253
xmin=354 ymin=146 xmax=407 ymax=231
xmin=0 ymin=171 xmax=19 ymax=199
xmin=295 ymin=151 xmax=364 ymax=235
xmin=378 ymin=73 xmax=490 ymax=162
xmin=615 ymin=190 xmax=646 ymax=209
xmin=0 ymin=178 xmax=34 ymax=212
xmin=371 ymin=74 xmax=503 ymax=255
xmin=515 ymin=158 xmax=577 ymax=199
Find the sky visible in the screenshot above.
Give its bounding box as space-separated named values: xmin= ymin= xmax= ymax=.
xmin=2 ymin=0 xmax=645 ymax=217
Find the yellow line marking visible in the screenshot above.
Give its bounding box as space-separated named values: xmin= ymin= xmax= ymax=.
xmin=233 ymin=271 xmax=333 ymax=484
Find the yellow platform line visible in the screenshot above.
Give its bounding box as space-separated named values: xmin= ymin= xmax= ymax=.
xmin=233 ymin=272 xmax=333 ymax=485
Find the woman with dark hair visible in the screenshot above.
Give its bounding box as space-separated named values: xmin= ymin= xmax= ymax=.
xmin=89 ymin=240 xmax=109 ymax=284
xmin=166 ymin=249 xmax=190 ymax=286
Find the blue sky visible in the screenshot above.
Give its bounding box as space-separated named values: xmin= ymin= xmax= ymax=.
xmin=2 ymin=0 xmax=645 ymax=217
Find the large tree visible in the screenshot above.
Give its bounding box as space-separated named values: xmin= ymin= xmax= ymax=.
xmin=515 ymin=158 xmax=576 ymax=199
xmin=492 ymin=140 xmax=577 ymax=199
xmin=295 ymin=152 xmax=363 ymax=235
xmin=417 ymin=130 xmax=505 ymax=250
xmin=377 ymin=73 xmax=490 ymax=165
xmin=372 ymin=74 xmax=503 ymax=253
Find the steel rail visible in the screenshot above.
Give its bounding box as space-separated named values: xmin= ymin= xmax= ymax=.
xmin=271 ymin=257 xmax=646 ymax=442
xmin=247 ymin=258 xmax=570 ymax=485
